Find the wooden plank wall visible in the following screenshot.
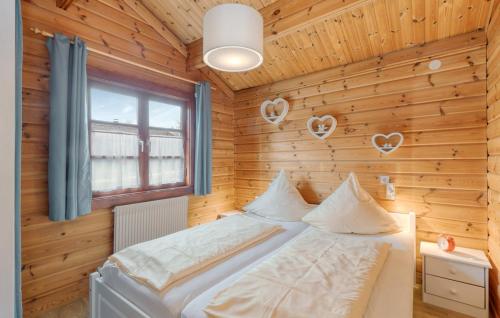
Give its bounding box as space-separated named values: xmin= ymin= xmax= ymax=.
xmin=188 ymin=91 xmax=235 ymax=227
xmin=20 ymin=0 xmax=234 ymax=316
xmin=487 ymin=0 xmax=500 ymax=315
xmin=233 ymin=31 xmax=488 ymax=283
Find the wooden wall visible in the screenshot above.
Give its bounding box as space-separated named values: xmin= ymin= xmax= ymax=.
xmin=20 ymin=0 xmax=233 ymax=316
xmin=487 ymin=0 xmax=500 ymax=315
xmin=19 ymin=0 xmax=496 ymax=316
xmin=233 ymin=31 xmax=488 ymax=282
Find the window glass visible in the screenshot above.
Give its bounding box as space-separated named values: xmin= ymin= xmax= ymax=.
xmin=149 ymin=100 xmax=182 ymax=129
xmin=90 ymin=87 xmax=138 ymax=125
xmin=148 ymin=100 xmax=185 ymax=186
xmin=90 ymin=86 xmax=140 ymax=192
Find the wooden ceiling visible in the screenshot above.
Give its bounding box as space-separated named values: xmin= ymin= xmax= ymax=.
xmin=141 ymin=0 xmax=494 ymax=91
xmin=140 ymin=0 xmax=280 ymax=44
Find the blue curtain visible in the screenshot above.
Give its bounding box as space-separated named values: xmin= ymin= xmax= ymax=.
xmin=46 ymin=34 xmax=92 ymax=221
xmin=194 ymin=82 xmax=212 ymax=196
xmin=15 ymin=0 xmax=22 ymax=316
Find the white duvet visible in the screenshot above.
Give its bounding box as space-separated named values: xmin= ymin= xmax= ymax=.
xmin=109 ymin=214 xmax=283 ymax=293
xmin=204 ymin=227 xmax=391 ymax=318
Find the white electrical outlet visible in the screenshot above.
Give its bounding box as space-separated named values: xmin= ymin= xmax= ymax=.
xmin=386 ymin=182 xmax=396 ymax=200
xmin=379 ymin=176 xmax=390 ymax=185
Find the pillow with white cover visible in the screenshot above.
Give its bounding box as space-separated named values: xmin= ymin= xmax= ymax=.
xmin=243 ymin=170 xmax=313 ymax=221
xmin=302 ymin=172 xmax=399 ymax=234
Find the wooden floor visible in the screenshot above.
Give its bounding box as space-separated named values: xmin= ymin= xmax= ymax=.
xmin=37 ymin=297 xmax=87 ymax=318
xmin=37 ymin=285 xmax=475 ymax=318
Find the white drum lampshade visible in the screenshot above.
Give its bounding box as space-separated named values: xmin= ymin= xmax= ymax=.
xmin=203 ymin=4 xmax=263 ymax=72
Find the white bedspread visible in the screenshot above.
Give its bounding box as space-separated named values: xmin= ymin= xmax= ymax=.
xmin=203 ymin=228 xmax=390 ymax=318
xmin=100 ymin=213 xmax=309 ymax=318
xmin=182 ymin=213 xmax=414 ymax=318
xmin=109 ymin=214 xmax=282 ymax=292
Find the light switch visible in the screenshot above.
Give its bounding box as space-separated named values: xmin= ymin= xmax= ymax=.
xmin=379 ymin=176 xmax=390 ymax=185
xmin=386 ymin=182 xmax=396 ymax=200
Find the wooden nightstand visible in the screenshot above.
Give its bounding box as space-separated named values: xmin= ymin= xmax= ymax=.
xmin=216 ymin=210 xmax=242 ymax=219
xmin=420 ymin=241 xmax=491 ymax=318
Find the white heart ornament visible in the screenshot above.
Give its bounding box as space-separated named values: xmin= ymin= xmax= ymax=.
xmin=371 ymin=132 xmax=404 ymax=154
xmin=260 ymin=98 xmax=289 ymax=125
xmin=307 ymin=115 xmax=337 ymax=140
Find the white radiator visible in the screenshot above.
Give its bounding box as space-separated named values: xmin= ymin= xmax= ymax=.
xmin=113 ymin=196 xmax=188 ymax=252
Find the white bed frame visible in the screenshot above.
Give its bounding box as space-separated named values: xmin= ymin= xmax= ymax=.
xmin=90 ymin=272 xmax=149 ymax=318
xmin=89 ymin=212 xmax=416 ymax=318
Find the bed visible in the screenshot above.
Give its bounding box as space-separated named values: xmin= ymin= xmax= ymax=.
xmin=90 ymin=213 xmax=309 ymax=318
xmin=90 ymin=212 xmax=415 ymax=318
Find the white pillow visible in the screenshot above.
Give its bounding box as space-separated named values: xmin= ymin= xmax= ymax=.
xmin=243 ymin=170 xmax=313 ymax=221
xmin=302 ymin=172 xmax=399 ymax=234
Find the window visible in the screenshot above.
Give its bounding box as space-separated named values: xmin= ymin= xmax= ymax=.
xmin=89 ymin=81 xmax=194 ymax=208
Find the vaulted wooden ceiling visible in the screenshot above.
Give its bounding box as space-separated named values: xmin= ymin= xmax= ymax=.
xmin=136 ymin=0 xmax=494 ymax=91
xmin=140 ymin=0 xmax=281 ymax=44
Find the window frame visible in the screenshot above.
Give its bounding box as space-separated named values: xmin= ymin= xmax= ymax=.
xmin=88 ymin=78 xmax=195 ymax=210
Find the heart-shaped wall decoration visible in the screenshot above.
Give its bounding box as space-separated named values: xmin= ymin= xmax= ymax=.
xmin=260 ymin=98 xmax=289 ymax=125
xmin=306 ymin=115 xmax=337 ymax=140
xmin=371 ymin=132 xmax=404 ymax=154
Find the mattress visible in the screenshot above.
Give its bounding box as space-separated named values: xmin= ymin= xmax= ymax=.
xmin=99 ymin=213 xmax=309 ymax=318
xmin=181 ymin=213 xmax=415 ymax=318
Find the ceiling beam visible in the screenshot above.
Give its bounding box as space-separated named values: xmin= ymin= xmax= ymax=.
xmin=187 ymin=39 xmax=204 ymax=70
xmin=56 ymin=0 xmax=75 ymax=10
xmin=198 ymin=67 xmax=235 ymax=99
xmin=187 ymin=0 xmax=371 ymax=70
xmin=485 ymin=0 xmax=500 ymax=32
xmin=264 ymin=0 xmax=371 ymax=41
xmin=122 ymin=0 xmax=188 ymax=57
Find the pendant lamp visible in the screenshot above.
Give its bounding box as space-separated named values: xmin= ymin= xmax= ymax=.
xmin=203 ymin=4 xmax=263 ymax=72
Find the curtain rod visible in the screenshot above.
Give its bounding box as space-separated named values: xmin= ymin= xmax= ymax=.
xmin=30 ymin=27 xmax=215 ymax=90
